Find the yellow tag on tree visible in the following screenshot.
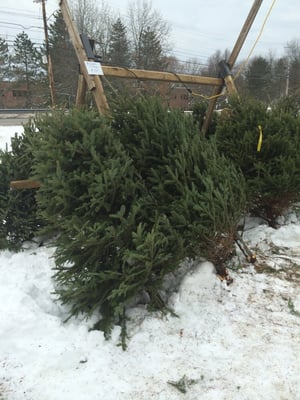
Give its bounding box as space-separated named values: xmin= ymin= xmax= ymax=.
xmin=257 ymin=125 xmax=263 ymax=152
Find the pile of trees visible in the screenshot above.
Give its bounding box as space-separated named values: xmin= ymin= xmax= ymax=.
xmin=0 ymin=97 xmax=246 ymax=345
xmin=1 ymin=95 xmax=299 ymax=348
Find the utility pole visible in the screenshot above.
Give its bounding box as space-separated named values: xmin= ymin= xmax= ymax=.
xmin=284 ymin=46 xmax=291 ymax=97
xmin=34 ymin=0 xmax=56 ymax=107
xmin=285 ymin=61 xmax=290 ymax=96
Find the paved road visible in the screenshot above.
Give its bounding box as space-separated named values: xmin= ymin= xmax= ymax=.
xmin=0 ymin=113 xmax=36 ymax=126
xmin=0 ymin=109 xmax=51 ymax=126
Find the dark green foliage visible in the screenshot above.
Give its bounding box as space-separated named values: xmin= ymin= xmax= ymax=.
xmin=29 ymin=107 xmax=185 ymax=331
xmin=24 ymin=98 xmax=246 ymax=344
xmin=113 ymin=97 xmax=246 ymax=265
xmin=169 ymin=136 xmax=245 ymax=266
xmin=29 ymin=110 xmax=144 ymax=329
xmin=0 ymin=127 xmax=41 ymax=250
xmin=215 ymin=97 xmax=300 ymax=225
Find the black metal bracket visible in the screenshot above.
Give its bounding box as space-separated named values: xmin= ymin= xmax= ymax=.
xmin=80 ymin=34 xmax=102 ymax=62
xmin=218 ymin=60 xmax=233 ymax=79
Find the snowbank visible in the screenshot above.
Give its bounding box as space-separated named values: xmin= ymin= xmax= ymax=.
xmin=1 ymin=219 xmax=300 ymax=400
xmin=0 ymin=126 xmax=24 ymax=151
xmin=1 ymin=125 xmax=300 ymax=399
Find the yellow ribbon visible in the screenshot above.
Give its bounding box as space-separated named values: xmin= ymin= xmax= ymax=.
xmin=257 ymin=125 xmax=263 ymax=152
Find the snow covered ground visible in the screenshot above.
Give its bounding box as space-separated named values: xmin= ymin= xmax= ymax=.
xmin=1 ymin=126 xmax=300 ymax=400
xmin=0 ymin=126 xmax=24 ymax=151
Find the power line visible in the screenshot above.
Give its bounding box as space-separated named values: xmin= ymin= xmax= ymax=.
xmin=0 ymin=21 xmax=43 ymax=31
xmin=1 ymin=9 xmax=42 ymax=20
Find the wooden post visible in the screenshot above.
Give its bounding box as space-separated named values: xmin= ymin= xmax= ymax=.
xmin=10 ymin=180 xmax=41 ymax=190
xmin=201 ymin=0 xmax=264 ymax=135
xmin=34 ymin=0 xmax=56 ymax=106
xmin=41 ymin=0 xmax=56 ymax=107
xmin=76 ymin=74 xmax=87 ymax=106
xmin=59 ymin=0 xmax=109 ymax=115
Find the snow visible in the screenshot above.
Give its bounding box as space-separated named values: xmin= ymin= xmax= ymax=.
xmin=1 ymin=126 xmax=300 ymax=400
xmin=0 ymin=126 xmax=24 ymax=151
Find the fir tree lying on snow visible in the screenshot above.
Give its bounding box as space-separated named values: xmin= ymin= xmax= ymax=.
xmin=23 ymin=97 xmax=245 ymax=345
xmin=0 ymin=128 xmax=41 ymax=250
xmin=215 ymin=96 xmax=300 ymax=226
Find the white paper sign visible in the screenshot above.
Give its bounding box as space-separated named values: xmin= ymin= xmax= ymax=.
xmin=84 ymin=61 xmax=104 ymax=76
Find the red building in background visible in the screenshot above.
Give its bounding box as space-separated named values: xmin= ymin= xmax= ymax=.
xmin=0 ymin=82 xmax=45 ymax=108
xmin=167 ymin=85 xmax=192 ymax=111
xmin=0 ymin=80 xmax=194 ymax=111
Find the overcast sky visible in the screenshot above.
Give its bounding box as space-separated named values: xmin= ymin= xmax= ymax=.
xmin=0 ymin=0 xmax=299 ymax=64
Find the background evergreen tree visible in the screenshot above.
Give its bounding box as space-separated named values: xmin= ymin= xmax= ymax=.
xmin=0 ymin=37 xmax=10 ymax=107
xmin=245 ymin=56 xmax=272 ymax=102
xmin=48 ymin=10 xmax=78 ymax=107
xmin=138 ymin=27 xmax=167 ymax=70
xmin=11 ymin=32 xmax=45 ymax=107
xmin=107 ymin=18 xmax=131 ymax=68
xmin=127 ymin=0 xmax=170 ymax=70
xmin=105 ymin=17 xmax=134 ymax=99
xmin=0 ymin=37 xmax=9 ymax=81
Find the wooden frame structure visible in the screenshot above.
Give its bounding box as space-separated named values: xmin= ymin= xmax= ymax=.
xmin=59 ymin=0 xmax=263 ymax=131
xmin=10 ymin=0 xmax=264 ymax=190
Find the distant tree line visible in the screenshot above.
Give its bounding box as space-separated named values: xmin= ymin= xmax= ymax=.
xmin=0 ymin=0 xmax=299 ymax=108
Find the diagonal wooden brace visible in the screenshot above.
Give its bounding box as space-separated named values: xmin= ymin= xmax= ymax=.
xmin=201 ymin=0 xmax=264 ymax=135
xmin=59 ymin=0 xmax=109 ymax=115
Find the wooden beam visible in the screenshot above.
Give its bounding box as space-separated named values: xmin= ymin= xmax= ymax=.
xmin=227 ymin=0 xmax=264 ymax=68
xmin=59 ymin=0 xmax=109 ymax=115
xmin=10 ymin=180 xmax=41 ymax=190
xmin=101 ymin=66 xmax=224 ymax=86
xmin=76 ymin=74 xmax=87 ymax=106
xmin=201 ymin=0 xmax=264 ymax=135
